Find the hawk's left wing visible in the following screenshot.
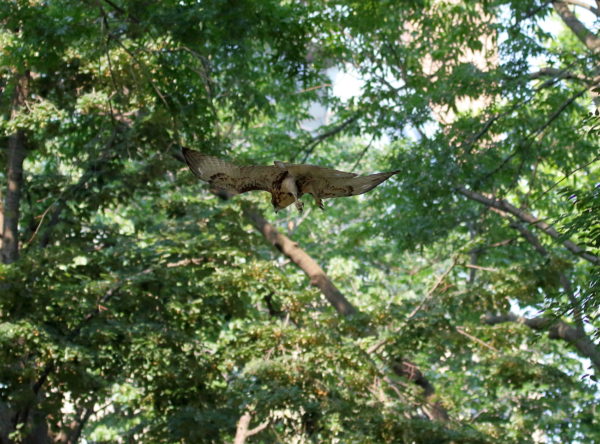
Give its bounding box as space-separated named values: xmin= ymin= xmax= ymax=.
xmin=182 ymin=147 xmax=282 ymax=194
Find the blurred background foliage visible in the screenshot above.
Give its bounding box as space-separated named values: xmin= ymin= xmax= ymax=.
xmin=0 ymin=0 xmax=598 ymax=442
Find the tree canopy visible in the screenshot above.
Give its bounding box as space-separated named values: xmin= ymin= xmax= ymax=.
xmin=1 ymin=0 xmax=598 ymax=442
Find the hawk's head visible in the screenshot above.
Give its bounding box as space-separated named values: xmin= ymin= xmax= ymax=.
xmin=271 ymin=192 xmax=295 ymax=212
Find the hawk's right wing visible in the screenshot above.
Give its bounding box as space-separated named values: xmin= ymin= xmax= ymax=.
xmin=182 ymin=147 xmax=282 ymax=194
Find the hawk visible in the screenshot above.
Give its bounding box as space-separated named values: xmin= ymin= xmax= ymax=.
xmin=182 ymin=147 xmax=399 ymax=213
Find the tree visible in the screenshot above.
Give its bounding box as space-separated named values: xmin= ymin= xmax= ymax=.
xmin=0 ymin=0 xmax=598 ymax=442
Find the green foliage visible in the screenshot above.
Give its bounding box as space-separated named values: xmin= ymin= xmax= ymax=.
xmin=1 ymin=0 xmax=598 ymax=442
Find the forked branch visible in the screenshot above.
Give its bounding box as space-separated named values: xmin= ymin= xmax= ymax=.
xmin=482 ymin=313 xmax=600 ymax=371
xmin=456 ymin=186 xmax=599 ymax=265
xmin=553 ymin=1 xmax=600 ymax=53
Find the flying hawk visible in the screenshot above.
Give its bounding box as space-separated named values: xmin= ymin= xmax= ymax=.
xmin=182 ymin=147 xmax=399 ymax=213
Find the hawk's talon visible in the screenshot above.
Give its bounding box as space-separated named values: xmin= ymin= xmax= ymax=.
xmin=314 ymin=196 xmax=325 ymax=210
xmin=295 ymin=200 xmax=304 ymax=213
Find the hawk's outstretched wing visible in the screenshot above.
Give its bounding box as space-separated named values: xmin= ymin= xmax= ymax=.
xmin=307 ymin=171 xmax=400 ymax=199
xmin=182 ymin=147 xmax=282 ymax=194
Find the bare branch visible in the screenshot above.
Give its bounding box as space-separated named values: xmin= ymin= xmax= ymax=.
xmin=351 ymin=134 xmax=375 ymax=172
xmin=534 ymin=154 xmax=600 ymax=202
xmin=456 ymin=186 xmax=599 ymax=265
xmin=22 ymin=200 xmax=57 ymax=247
xmin=462 ymin=263 xmax=499 ymax=273
xmin=553 ymin=1 xmax=600 ymax=53
xmin=247 ymin=420 xmax=270 ymax=437
xmin=482 ymin=313 xmax=600 ymax=371
xmin=294 ymin=83 xmax=333 ymax=94
xmin=474 ymin=87 xmax=588 ymax=183
xmin=456 ymin=326 xmax=499 ymax=352
xmin=530 ymin=67 xmax=595 ymax=84
xmin=530 ymin=87 xmax=588 ymax=138
xmin=234 ymin=411 xmax=269 ymax=444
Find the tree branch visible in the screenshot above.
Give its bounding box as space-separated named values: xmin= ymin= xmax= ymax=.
xmin=233 ymin=411 xmax=252 ymax=444
xmin=243 ymin=206 xmax=357 ymax=316
xmin=456 ymin=186 xmax=599 ymax=265
xmin=234 ymin=411 xmax=269 ymax=444
xmin=296 ymin=114 xmax=359 ymax=163
xmin=475 ymin=214 xmax=597 ymax=370
xmin=474 ymin=86 xmax=588 ymax=184
xmin=508 ymin=221 xmax=585 ymax=331
xmin=564 ymin=0 xmax=599 ymax=15
xmin=247 ymin=420 xmax=270 ymax=437
xmin=65 ymin=399 xmax=95 ymax=444
xmin=553 ymin=1 xmax=600 ymax=53
xmin=100 ymin=0 xmax=140 ymax=23
xmin=407 ymin=256 xmax=458 ymax=320
xmin=460 ymin=188 xmax=594 ymax=364
xmin=482 ymin=313 xmax=600 ymax=371
xmin=530 ymin=67 xmax=595 ymax=84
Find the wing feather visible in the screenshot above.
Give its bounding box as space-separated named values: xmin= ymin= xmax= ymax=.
xmin=182 ymin=147 xmax=282 ymax=194
xmin=316 ymin=171 xmax=400 ymax=198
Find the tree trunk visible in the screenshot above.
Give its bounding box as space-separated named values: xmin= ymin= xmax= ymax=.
xmin=2 ymin=72 xmax=29 ymax=264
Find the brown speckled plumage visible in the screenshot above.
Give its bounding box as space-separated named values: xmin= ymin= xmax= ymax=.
xmin=182 ymin=147 xmax=399 ymax=213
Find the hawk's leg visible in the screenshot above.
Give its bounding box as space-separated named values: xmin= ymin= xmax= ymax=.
xmin=313 ymin=195 xmax=325 ymax=210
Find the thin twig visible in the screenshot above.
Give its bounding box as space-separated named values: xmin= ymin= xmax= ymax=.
xmin=407 ymin=255 xmax=459 ymax=320
xmin=532 ymin=154 xmax=600 ymax=203
xmin=294 ymin=83 xmax=332 ymax=94
xmin=456 ymin=326 xmax=499 ymax=352
xmin=23 ymin=201 xmax=57 ymax=247
xmin=295 ymin=114 xmax=359 ymax=163
xmin=351 ymin=134 xmax=375 ymax=172
xmin=462 ymin=263 xmax=499 ymax=273
xmin=477 ymin=87 xmax=589 ymax=184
